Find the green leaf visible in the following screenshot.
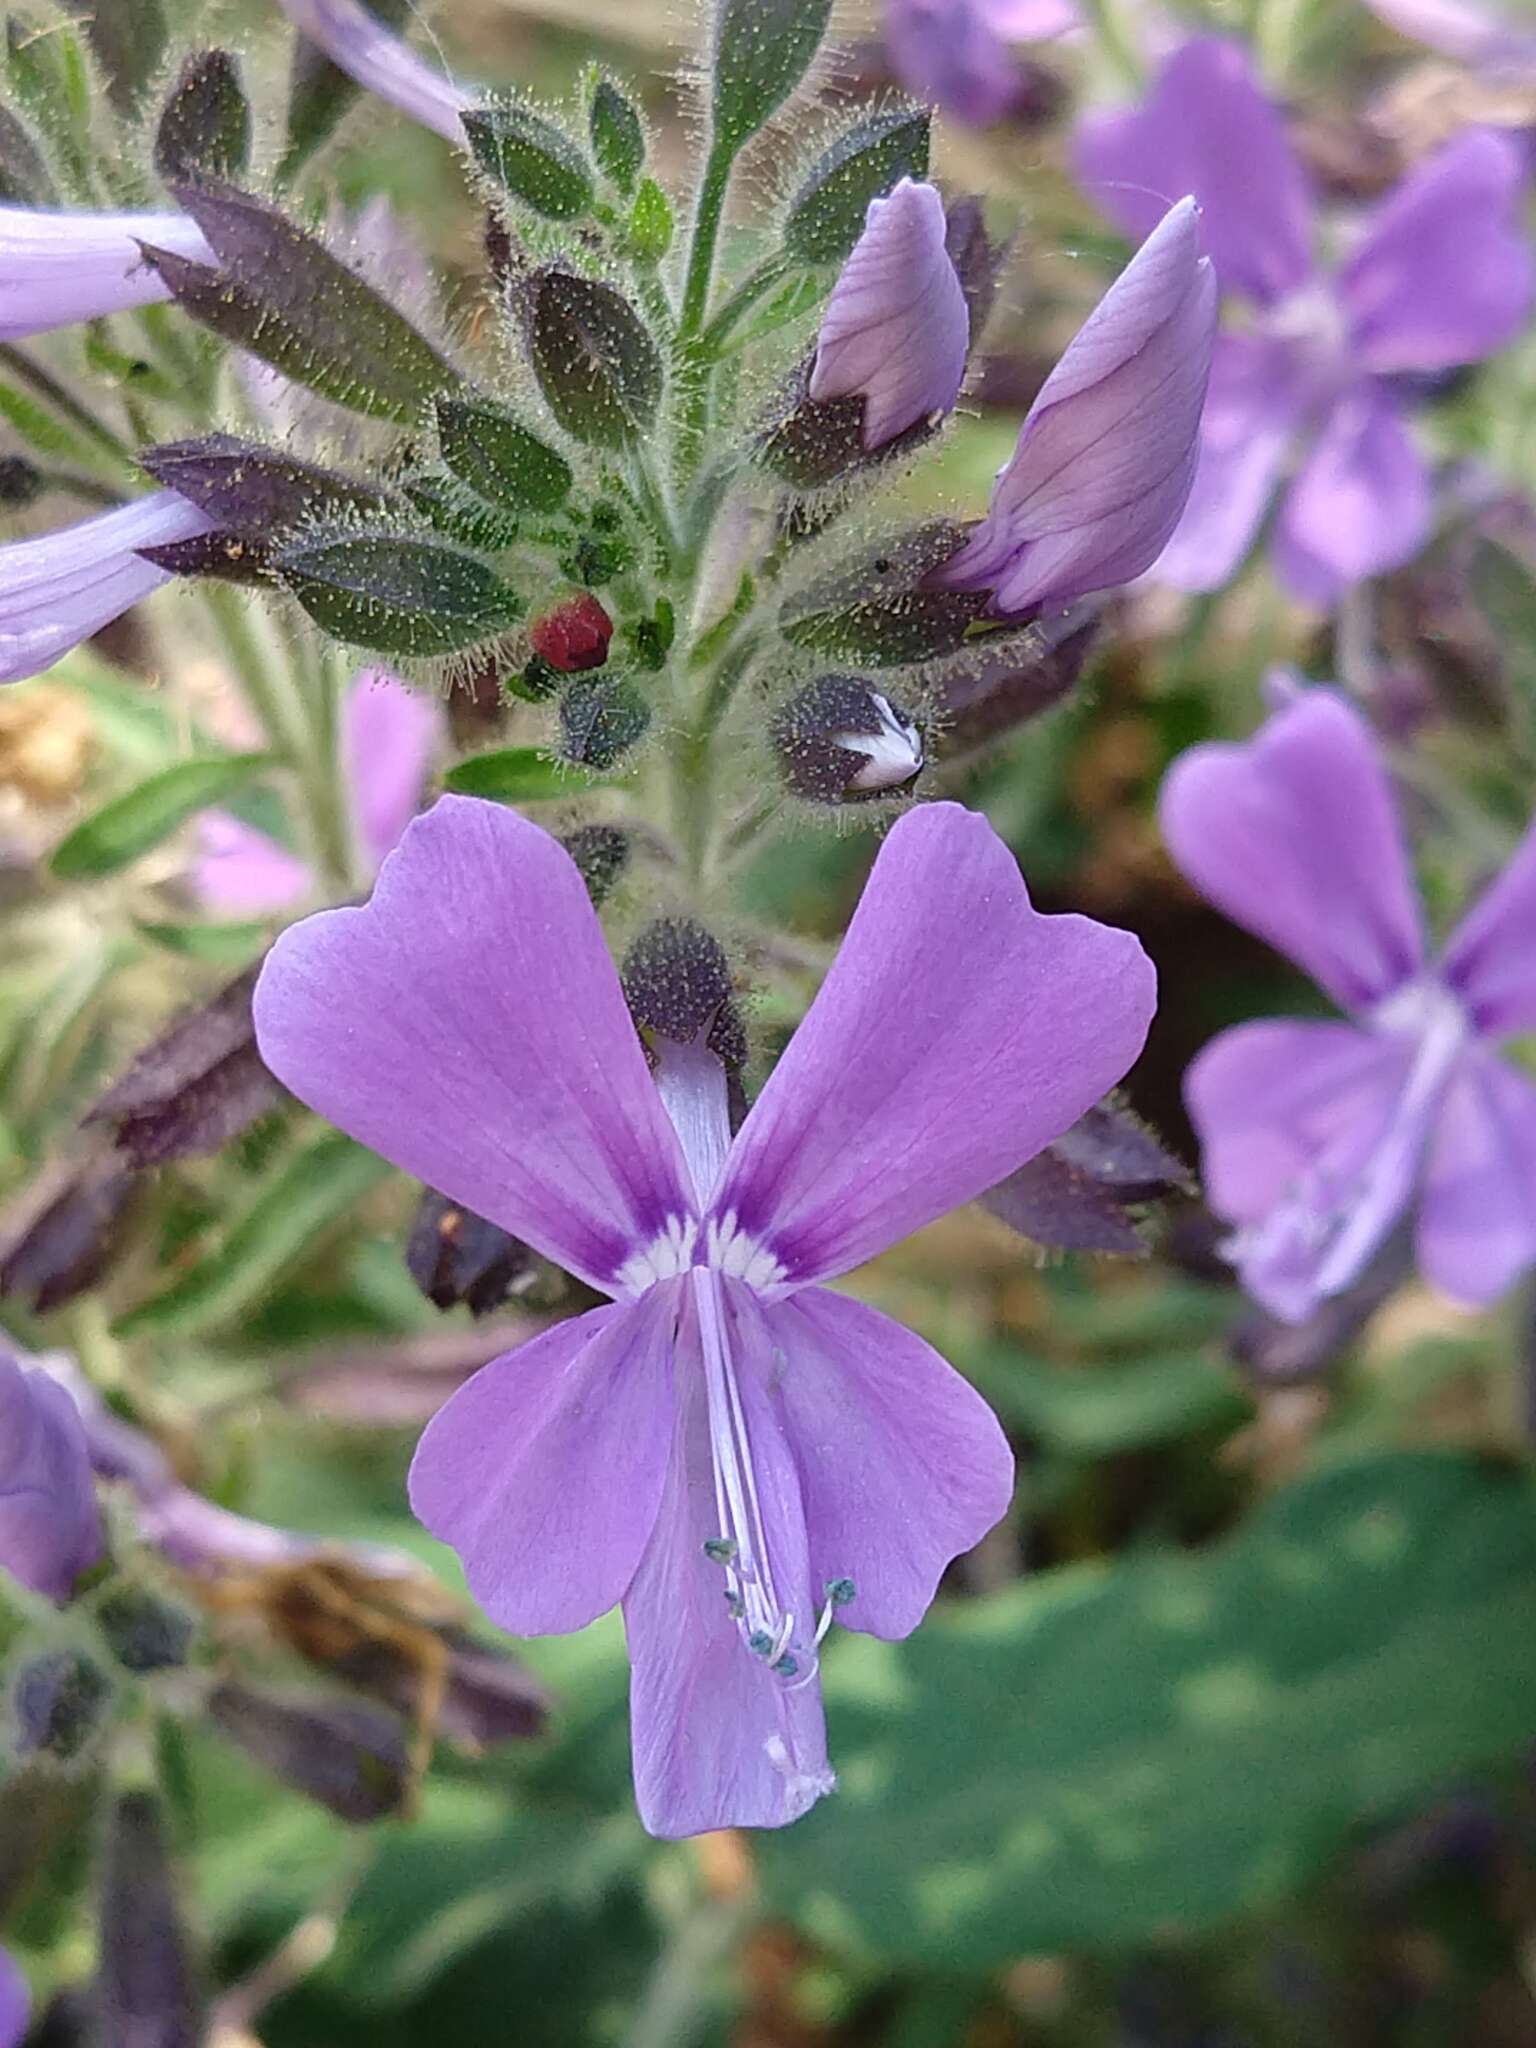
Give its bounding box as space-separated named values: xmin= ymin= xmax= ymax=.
xmin=153 ymin=49 xmax=251 ymax=185
xmin=444 ymin=746 xmax=595 ymax=803
xmin=784 ymin=106 xmax=932 ymax=263
xmin=709 ymin=0 xmax=834 ymax=154
xmin=115 ymin=1133 xmax=390 ymax=1337
xmin=526 ymin=270 xmax=662 ymax=449
xmin=403 ymin=471 xmax=522 ymax=553
xmin=49 ymin=754 xmax=277 ymax=881
xmin=588 ymin=75 xmax=645 ymax=193
xmin=973 ymin=1346 xmax=1251 ymax=1456
xmin=277 ymin=530 xmax=522 ymax=657
xmin=463 ymin=101 xmax=594 ymax=221
xmin=278 ymin=0 xmax=412 ymax=178
xmin=434 ymin=398 xmax=572 ymax=514
xmin=135 ymin=919 xmax=270 ymax=966
xmin=626 ymin=176 xmax=673 ymax=263
xmin=52 ymin=653 xmax=179 ymax=768
xmin=759 ymin=1452 xmax=1536 ymax=1962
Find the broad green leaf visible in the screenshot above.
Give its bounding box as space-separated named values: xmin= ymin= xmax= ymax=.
xmin=444 ymin=746 xmax=595 ymax=803
xmin=709 ymin=0 xmax=833 ymax=155
xmin=759 ymin=1452 xmax=1536 ymax=1962
xmin=277 ymin=531 xmax=522 ymax=657
xmin=463 ymin=102 xmax=594 ymax=221
xmin=784 ymin=106 xmax=932 ymax=264
xmin=435 ymin=399 xmax=572 ymax=515
xmin=114 ymin=1133 xmax=390 ymax=1337
xmin=526 ymin=270 xmax=662 ymax=450
xmin=49 ymin=754 xmax=277 ymax=880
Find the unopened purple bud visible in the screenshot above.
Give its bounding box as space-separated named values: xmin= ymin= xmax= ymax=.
xmin=935 ymin=197 xmax=1217 ymax=616
xmin=773 ymin=676 xmax=924 ymax=802
xmin=0 ymin=1357 xmax=103 ymax=1602
xmin=807 ymin=178 xmax=969 ymax=452
xmin=93 ymin=1585 xmax=196 ymax=1675
xmin=0 ymin=1156 xmax=138 ymax=1313
xmin=11 ymin=1648 xmax=112 ymax=1763
xmin=406 ymin=1190 xmax=536 ymax=1318
xmin=207 ymin=1681 xmax=411 ymax=1822
xmin=933 ymin=603 xmax=1099 ymax=755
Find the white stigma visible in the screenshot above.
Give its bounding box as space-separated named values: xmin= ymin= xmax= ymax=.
xmin=835 ymin=692 xmax=923 ymax=793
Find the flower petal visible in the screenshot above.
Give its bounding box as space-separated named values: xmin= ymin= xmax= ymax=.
xmin=624 ymin=1281 xmax=832 ymax=1837
xmin=1338 ymin=130 xmax=1533 ymax=376
xmin=409 ymin=1289 xmax=678 ymax=1634
xmin=252 ymin=796 xmax=694 ymax=1294
xmin=1441 ymin=818 xmax=1536 ymax=1038
xmin=0 ymin=206 xmax=212 ymax=340
xmin=1160 ymin=690 xmax=1425 ymax=1011
xmin=885 ymin=0 xmax=1072 ymax=125
xmin=0 ymin=1948 xmax=28 ymax=2048
xmin=341 ymin=667 xmax=439 ymax=871
xmin=1418 ymin=1047 xmax=1536 ymax=1307
xmin=808 ymin=179 xmax=969 ymax=452
xmin=1270 ymin=386 xmax=1430 ymax=607
xmin=0 ymin=1355 xmax=103 ymax=1603
xmin=766 ymin=1287 xmax=1014 ymax=1638
xmin=1073 ymin=39 xmax=1314 ymax=306
xmin=710 ymin=801 xmax=1155 ymax=1288
xmin=1150 ymin=333 xmax=1310 ymax=591
xmin=275 ymin=0 xmax=473 ymax=141
xmin=937 ymin=197 xmax=1217 ymax=614
xmin=193 ymin=813 xmax=311 ymax=916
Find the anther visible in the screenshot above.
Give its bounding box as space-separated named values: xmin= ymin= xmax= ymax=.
xmin=702 ymin=1537 xmax=737 ymax=1564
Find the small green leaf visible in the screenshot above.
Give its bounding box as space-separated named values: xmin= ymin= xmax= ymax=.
xmin=588 ymin=75 xmax=645 ymax=193
xmin=560 ymin=678 xmax=650 ymax=769
xmin=50 ymin=754 xmax=278 ymax=881
xmin=136 ymin=919 xmax=270 ymax=965
xmin=444 ymin=746 xmax=597 ymax=803
xmin=403 ymin=471 xmax=522 ymax=553
xmin=709 ymin=0 xmax=833 ymax=154
xmin=784 ymin=106 xmax=932 ymax=263
xmin=154 ymin=49 xmax=251 ymax=185
xmin=463 ymin=101 xmax=594 ymax=221
xmin=435 ymin=398 xmax=572 ymax=514
xmin=626 ymin=176 xmax=673 ymax=263
xmin=114 ymin=1133 xmax=391 ymax=1337
xmin=279 ymin=0 xmax=411 ymax=177
xmin=526 ymin=270 xmax=662 ymax=449
xmin=277 ymin=530 xmax=522 ymax=657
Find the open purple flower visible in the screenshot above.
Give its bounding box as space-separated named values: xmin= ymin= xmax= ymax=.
xmin=807 ymin=178 xmax=970 ymax=451
xmin=0 ymin=205 xmax=213 ymax=340
xmin=934 ymin=196 xmax=1216 ymax=616
xmin=1075 ymin=39 xmax=1533 ymax=605
xmin=0 ymin=492 xmax=212 ymax=686
xmin=0 ymin=1352 xmax=103 ymax=1602
xmin=885 ymin=0 xmax=1078 ymax=126
xmin=252 ymin=796 xmax=1155 ymax=1834
xmin=275 ymin=0 xmax=472 ymax=142
xmin=0 ymin=1949 xmax=27 ymax=2048
xmin=195 ymin=669 xmax=439 ymax=914
xmin=1161 ymin=688 xmax=1536 ymax=1323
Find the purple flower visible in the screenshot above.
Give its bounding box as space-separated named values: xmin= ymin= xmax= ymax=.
xmin=275 ymin=0 xmax=473 ymax=143
xmin=0 ymin=492 xmax=212 ymax=686
xmin=885 ymin=0 xmax=1078 ymax=126
xmin=935 ymin=196 xmax=1216 ymax=616
xmin=1161 ymin=688 xmax=1536 ymax=1322
xmin=0 ymin=1352 xmax=103 ymax=1602
xmin=807 ymin=179 xmax=970 ymax=452
xmin=195 ymin=669 xmax=439 ymax=914
xmin=251 ymin=796 xmax=1156 ymax=1834
xmin=1363 ymin=0 xmax=1536 ymax=70
xmin=1075 ymin=39 xmax=1533 ymax=605
xmin=0 ymin=1949 xmax=27 ymax=2048
xmin=0 ymin=205 xmax=213 ymax=340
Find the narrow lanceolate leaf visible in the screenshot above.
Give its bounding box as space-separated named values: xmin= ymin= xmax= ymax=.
xmin=144 ymin=181 xmax=457 ymax=423
xmin=710 ymin=0 xmax=833 ymax=153
xmin=784 ymin=107 xmax=932 ymax=264
xmin=0 ymin=101 xmax=55 ymax=203
xmin=276 ymin=530 xmax=522 ymax=656
xmin=49 ymin=755 xmax=278 ymax=881
xmin=141 ymin=434 xmax=392 ymax=538
xmin=154 ymin=50 xmax=252 ymax=184
xmin=435 ymin=398 xmax=572 ymax=514
xmin=444 ymin=745 xmax=593 ymax=803
xmin=588 ymin=75 xmax=644 ymax=193
xmin=63 ymin=0 xmax=168 ymax=112
xmin=526 ymin=269 xmax=662 ymax=449
xmin=626 ymin=177 xmax=673 ymax=263
xmin=463 ymin=102 xmax=593 ymax=221
xmin=780 ymin=526 xmax=988 ymax=667
xmin=114 ymin=1132 xmax=390 ymax=1337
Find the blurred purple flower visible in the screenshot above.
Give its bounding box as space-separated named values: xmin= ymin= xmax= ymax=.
xmin=252 ymin=796 xmax=1155 ymax=1835
xmin=274 ymin=0 xmax=472 ymax=142
xmin=0 ymin=205 xmax=213 ymax=340
xmin=807 ymin=178 xmax=970 ymax=451
xmin=195 ymin=669 xmax=439 ymax=915
xmin=0 ymin=1352 xmax=103 ymax=1602
xmin=935 ymin=195 xmax=1216 ymax=615
xmin=885 ymin=0 xmax=1078 ymax=125
xmin=1363 ymin=0 xmax=1536 ymax=70
xmin=0 ymin=1949 xmax=27 ymax=2048
xmin=1075 ymin=39 xmax=1533 ymax=605
xmin=0 ymin=492 xmax=212 ymax=685
xmin=1162 ymin=688 xmax=1536 ymax=1321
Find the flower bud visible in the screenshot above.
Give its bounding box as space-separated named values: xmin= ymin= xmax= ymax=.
xmin=623 ymin=919 xmax=746 ymax=1069
xmin=207 ymin=1681 xmax=411 ymax=1822
xmin=528 ymin=594 xmax=614 ymax=674
xmin=559 ymin=678 xmax=651 ymax=769
xmin=0 ymin=1357 xmax=103 ymax=1602
xmin=153 ymin=50 xmax=252 ymax=185
xmin=406 ymin=1190 xmax=536 ymax=1318
xmin=773 ymin=677 xmax=923 ymax=802
xmin=93 ymin=1586 xmax=196 ymax=1675
xmin=932 ymin=603 xmax=1100 ymax=755
xmin=981 ymin=1099 xmax=1190 ymax=1255
xmin=99 ymin=1790 xmax=203 ymax=2048
xmin=0 ymin=1156 xmax=137 ymax=1314
xmin=11 ymin=1649 xmax=112 ymax=1763
xmin=560 ymin=823 xmax=630 ymax=907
